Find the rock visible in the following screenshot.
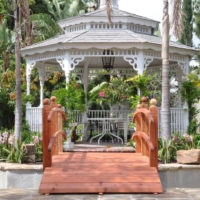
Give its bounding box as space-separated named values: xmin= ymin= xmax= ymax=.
xmin=177 ymin=149 xmax=200 ymax=164
xmin=23 ymin=144 xmax=35 ymax=163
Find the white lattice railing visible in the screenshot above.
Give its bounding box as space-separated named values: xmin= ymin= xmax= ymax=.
xmin=158 ymin=107 xmax=189 ymax=135
xmin=87 ymin=110 xmax=132 ymax=119
xmin=26 ymin=107 xmax=188 ymax=135
xmin=26 ymin=106 xmax=42 ymax=133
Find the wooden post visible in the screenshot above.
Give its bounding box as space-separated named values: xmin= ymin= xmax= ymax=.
xmin=57 ymin=104 xmax=63 ymax=153
xmin=42 ymin=98 xmax=51 ymax=171
xmin=49 ymin=96 xmax=58 ymax=157
xmin=141 ymin=97 xmax=148 ymax=156
xmin=149 ymin=98 xmax=158 ymax=169
xmin=135 ymin=104 xmax=141 ymax=153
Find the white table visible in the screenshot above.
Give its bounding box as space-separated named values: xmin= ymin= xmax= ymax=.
xmin=89 ymin=118 xmax=125 ymax=144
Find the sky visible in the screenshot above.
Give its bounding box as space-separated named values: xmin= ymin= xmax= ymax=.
xmin=119 ymin=0 xmax=163 ymax=22
xmin=118 ymin=0 xmax=200 ymax=47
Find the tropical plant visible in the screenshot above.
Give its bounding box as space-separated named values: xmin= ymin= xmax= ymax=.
xmin=0 ymin=18 xmax=14 ymax=71
xmin=181 ymin=71 xmax=200 ymax=134
xmin=30 ymin=13 xmax=62 ymax=43
xmin=158 ymin=132 xmax=200 ymax=163
xmin=194 ymin=0 xmax=200 ymax=38
xmin=52 ymin=76 xmax=85 ymax=112
xmin=43 ymin=0 xmax=85 ymax=21
xmin=180 ymin=0 xmax=193 ymax=46
xmin=3 ymin=139 xmax=27 ymax=163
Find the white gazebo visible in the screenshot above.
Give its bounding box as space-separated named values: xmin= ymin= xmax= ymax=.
xmin=21 ymin=0 xmax=196 ymax=141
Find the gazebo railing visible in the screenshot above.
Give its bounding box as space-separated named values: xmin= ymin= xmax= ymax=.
xmin=158 ymin=107 xmax=188 ymax=136
xmin=26 ymin=106 xmax=42 ymax=133
xmin=87 ymin=110 xmax=132 ymax=119
xmin=26 ymin=106 xmax=188 ymax=135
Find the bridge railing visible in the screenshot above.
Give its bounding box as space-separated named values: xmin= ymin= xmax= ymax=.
xmin=132 ymin=97 xmax=158 ymax=169
xmin=42 ymin=97 xmax=67 ymax=171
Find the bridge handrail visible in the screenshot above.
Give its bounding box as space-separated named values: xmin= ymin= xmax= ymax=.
xmin=48 ymin=130 xmax=66 ymax=152
xmin=42 ymin=97 xmax=67 ymax=171
xmin=132 ymin=97 xmax=158 ymax=169
xmin=132 ymin=131 xmax=154 ymax=151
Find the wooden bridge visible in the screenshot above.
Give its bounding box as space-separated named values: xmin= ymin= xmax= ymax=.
xmin=39 ymin=97 xmax=163 ymax=194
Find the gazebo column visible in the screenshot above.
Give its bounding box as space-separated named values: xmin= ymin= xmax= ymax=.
xmin=26 ymin=60 xmax=36 ymax=107
xmin=56 ymin=54 xmax=71 ymax=85
xmin=25 ymin=60 xmax=36 ymax=131
xmin=56 ymin=54 xmax=85 ymax=85
xmin=38 ymin=67 xmax=46 ymax=107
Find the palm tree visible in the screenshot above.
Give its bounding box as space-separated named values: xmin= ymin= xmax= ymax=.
xmin=13 ymin=0 xmax=22 ymax=147
xmin=30 ymin=0 xmax=93 ymax=43
xmin=161 ymin=0 xmax=182 ymax=141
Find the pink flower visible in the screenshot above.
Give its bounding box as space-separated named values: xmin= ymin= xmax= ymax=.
xmin=119 ymin=94 xmax=125 ymax=99
xmin=32 ymin=136 xmax=39 ymax=144
xmin=183 ymin=133 xmax=191 ymax=143
xmin=173 ymin=135 xmax=179 ymax=143
xmin=98 ymin=90 xmax=105 ymax=97
xmin=0 ymin=135 xmax=3 ymax=144
xmin=8 ymin=135 xmax=14 ymax=145
xmin=3 ymin=132 xmax=8 ymax=143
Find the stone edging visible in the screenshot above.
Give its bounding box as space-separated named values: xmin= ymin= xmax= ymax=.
xmin=0 ymin=163 xmax=43 ymax=171
xmin=1 ymin=162 xmax=200 ymax=171
xmin=159 ymin=163 xmax=200 ymax=171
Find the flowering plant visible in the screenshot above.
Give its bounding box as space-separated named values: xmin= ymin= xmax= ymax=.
xmin=0 ymin=130 xmax=27 ymax=163
xmin=158 ymin=132 xmax=200 ymax=163
xmin=0 ymin=124 xmax=43 ymax=163
xmin=90 ymin=76 xmax=129 ymax=108
xmin=0 ymin=131 xmax=15 ymax=159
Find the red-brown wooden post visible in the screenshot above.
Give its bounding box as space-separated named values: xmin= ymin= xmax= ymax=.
xmin=49 ymin=96 xmax=58 ymax=157
xmin=42 ymin=98 xmax=51 ymax=171
xmin=135 ymin=104 xmax=142 ymax=153
xmin=141 ymin=97 xmax=149 ymax=156
xmin=149 ymin=98 xmax=158 ymax=169
xmin=57 ymin=104 xmax=63 ymax=153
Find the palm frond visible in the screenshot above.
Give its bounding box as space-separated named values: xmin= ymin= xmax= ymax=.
xmin=30 ymin=13 xmax=63 ymax=43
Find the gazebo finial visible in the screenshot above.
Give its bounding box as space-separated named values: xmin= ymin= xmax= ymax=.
xmin=100 ymin=0 xmax=119 ymax=9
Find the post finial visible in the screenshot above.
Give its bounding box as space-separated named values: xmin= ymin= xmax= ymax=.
xmin=57 ymin=104 xmax=62 ymax=108
xmin=43 ymin=98 xmax=50 ymax=105
xmin=51 ymin=96 xmax=56 ymax=103
xmin=141 ymin=97 xmax=147 ymax=103
xmin=150 ymin=98 xmax=157 ymax=107
xmin=141 ymin=97 xmax=148 ymax=109
xmin=137 ymin=104 xmax=142 ymax=109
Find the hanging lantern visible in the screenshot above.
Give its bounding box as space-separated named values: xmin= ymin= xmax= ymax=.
xmin=102 ymin=50 xmax=115 ymax=71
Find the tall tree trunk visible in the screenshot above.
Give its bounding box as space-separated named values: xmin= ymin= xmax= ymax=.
xmin=23 ymin=0 xmax=31 ymax=46
xmin=3 ymin=49 xmax=10 ymax=71
xmin=161 ymin=0 xmax=171 ymax=141
xmin=18 ymin=4 xmax=24 ymax=48
xmin=14 ymin=0 xmax=22 ymax=148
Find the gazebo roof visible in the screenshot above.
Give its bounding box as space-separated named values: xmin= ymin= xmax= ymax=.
xmin=21 ymin=6 xmax=196 ymax=57
xmin=57 ymin=7 xmax=159 ymax=28
xmin=21 ymin=29 xmax=195 ymax=56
